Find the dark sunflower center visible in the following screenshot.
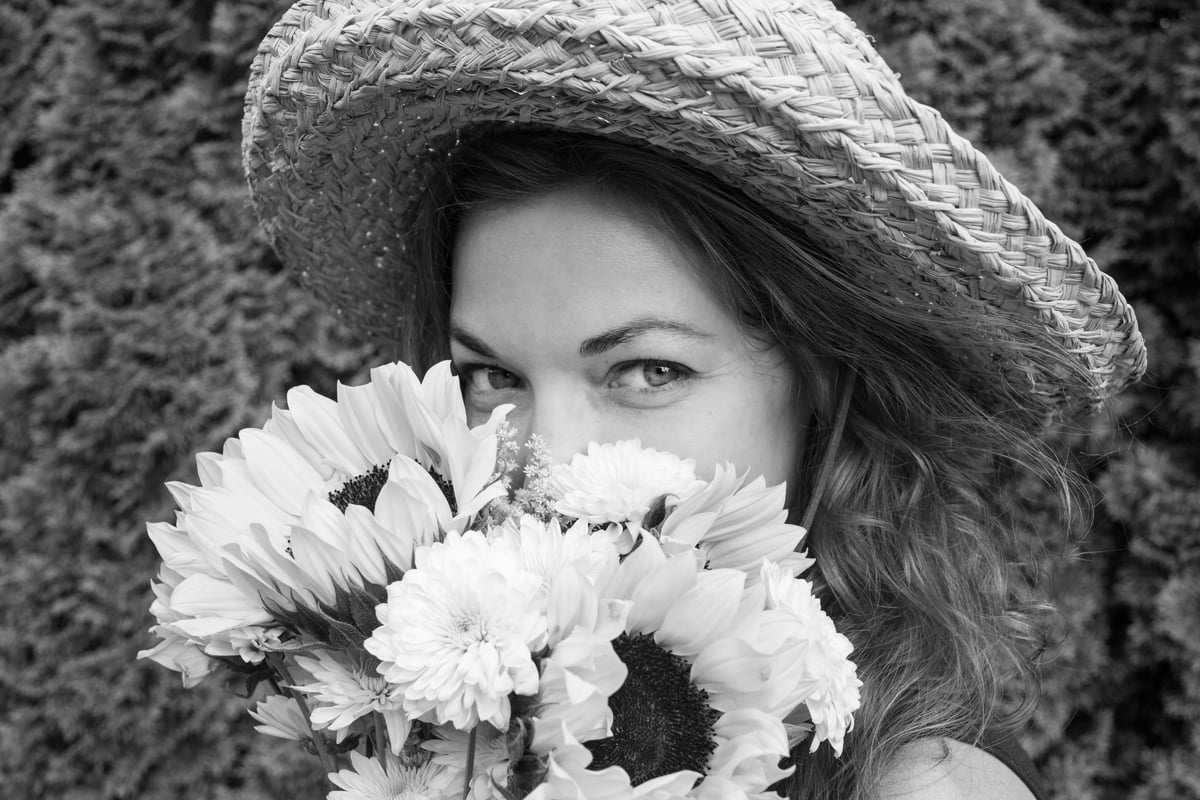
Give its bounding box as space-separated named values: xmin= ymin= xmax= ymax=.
xmin=327 ymin=461 xmax=458 ymax=516
xmin=585 ymin=632 xmax=720 ymax=785
xmin=427 ymin=466 xmax=457 ymax=515
xmin=328 ymin=462 xmax=390 ymax=512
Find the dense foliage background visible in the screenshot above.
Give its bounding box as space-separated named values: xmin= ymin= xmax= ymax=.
xmin=0 ymin=0 xmax=1196 ymax=797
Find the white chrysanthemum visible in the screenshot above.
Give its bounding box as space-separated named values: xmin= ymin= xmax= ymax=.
xmin=413 ymin=520 xmax=629 ymax=797
xmin=364 ymin=531 xmax=547 ymax=731
xmin=760 ymin=561 xmax=862 ymax=755
xmin=328 ymin=751 xmax=459 ymax=800
xmin=140 ymin=360 xmax=510 ymax=679
xmin=290 ymin=650 xmax=411 ymax=754
xmin=419 ymin=580 xmax=629 ymax=800
xmin=248 ymin=694 xmax=310 ymax=741
xmin=552 ymin=440 xmax=705 ymax=527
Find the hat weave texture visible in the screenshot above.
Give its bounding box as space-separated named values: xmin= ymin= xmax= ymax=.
xmin=243 ymin=0 xmax=1145 ymax=404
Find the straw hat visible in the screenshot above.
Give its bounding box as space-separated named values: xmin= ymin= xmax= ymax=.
xmin=243 ymin=0 xmax=1145 ymax=406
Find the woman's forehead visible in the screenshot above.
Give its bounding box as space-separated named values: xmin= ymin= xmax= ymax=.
xmin=448 ymin=186 xmax=733 ymax=345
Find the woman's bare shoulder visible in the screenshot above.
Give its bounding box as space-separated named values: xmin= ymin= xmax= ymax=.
xmin=876 ymin=738 xmax=1037 ymax=800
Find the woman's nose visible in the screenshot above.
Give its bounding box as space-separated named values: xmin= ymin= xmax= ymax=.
xmin=521 ymin=388 xmax=597 ymax=467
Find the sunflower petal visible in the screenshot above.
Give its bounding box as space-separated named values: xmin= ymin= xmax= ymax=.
xmin=239 ymin=429 xmax=324 ymax=516
xmin=336 ymin=380 xmax=395 ymax=465
xmin=286 ymin=386 xmax=369 ymax=476
xmin=655 ymin=569 xmax=746 ymax=657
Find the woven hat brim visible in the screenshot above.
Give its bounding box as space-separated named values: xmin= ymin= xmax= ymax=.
xmin=243 ymin=0 xmax=1146 ymax=405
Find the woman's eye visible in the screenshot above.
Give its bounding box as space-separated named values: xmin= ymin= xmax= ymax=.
xmin=641 ymin=363 xmax=680 ymax=387
xmin=459 ymin=365 xmax=522 ymax=399
xmin=610 ymin=361 xmax=690 ymax=391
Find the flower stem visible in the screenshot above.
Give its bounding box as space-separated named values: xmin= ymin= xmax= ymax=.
xmin=267 ymin=653 xmax=337 ymax=775
xmin=462 ymin=727 xmax=477 ymax=800
xmin=374 ymin=713 xmax=387 ymax=757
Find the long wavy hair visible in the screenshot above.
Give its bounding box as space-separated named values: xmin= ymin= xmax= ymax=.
xmin=401 ymin=128 xmax=1081 ymax=799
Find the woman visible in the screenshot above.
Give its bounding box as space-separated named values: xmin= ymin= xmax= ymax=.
xmin=242 ymin=1 xmax=1146 ymax=798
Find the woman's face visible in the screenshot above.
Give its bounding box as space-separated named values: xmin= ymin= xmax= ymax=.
xmin=448 ymin=185 xmax=810 ymax=490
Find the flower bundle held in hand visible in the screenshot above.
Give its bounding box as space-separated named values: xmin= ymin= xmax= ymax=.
xmin=139 ymin=361 xmax=862 ymax=800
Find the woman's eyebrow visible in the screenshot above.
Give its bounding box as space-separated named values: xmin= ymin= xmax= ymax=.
xmin=578 ymin=318 xmax=712 ymax=357
xmin=450 ymin=317 xmax=712 ymax=360
xmin=448 ymin=325 xmax=499 ymax=359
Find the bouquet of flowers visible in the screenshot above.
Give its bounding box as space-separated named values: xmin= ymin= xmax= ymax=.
xmin=139 ymin=361 xmax=861 ymax=800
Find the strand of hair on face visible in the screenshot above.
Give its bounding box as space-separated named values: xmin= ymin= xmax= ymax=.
xmin=800 ymin=371 xmax=857 ymax=534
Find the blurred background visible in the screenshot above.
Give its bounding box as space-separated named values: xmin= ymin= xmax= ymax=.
xmin=1 ymin=0 xmax=1197 ymax=797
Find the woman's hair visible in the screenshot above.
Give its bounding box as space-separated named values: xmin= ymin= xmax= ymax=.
xmin=403 ymin=129 xmax=1081 ymax=799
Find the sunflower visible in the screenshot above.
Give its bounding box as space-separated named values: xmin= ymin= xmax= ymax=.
xmin=523 ymin=536 xmax=860 ymax=799
xmin=139 ymin=361 xmax=511 ymax=680
xmin=657 ymin=464 xmax=813 ymax=579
